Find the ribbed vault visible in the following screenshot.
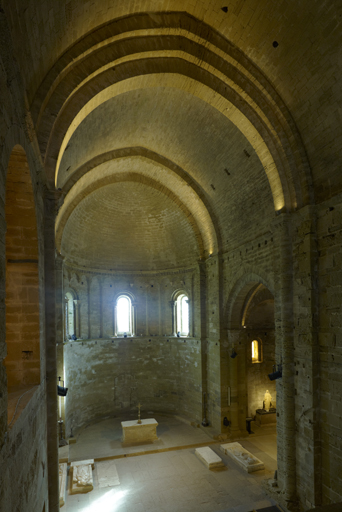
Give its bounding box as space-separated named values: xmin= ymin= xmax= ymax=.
xmin=55 ymin=154 xmax=218 ymax=258
xmin=30 ymin=12 xmax=312 ymax=212
xmin=59 ymin=179 xmax=202 ymax=271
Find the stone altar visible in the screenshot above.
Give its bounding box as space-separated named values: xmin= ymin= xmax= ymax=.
xmin=121 ymin=418 xmax=158 ymax=445
xmin=256 ymin=408 xmax=277 ymax=426
xmin=220 ymin=442 xmax=264 ymax=472
xmin=59 ymin=463 xmax=67 ymax=507
xmin=69 ymin=459 xmax=95 ymax=494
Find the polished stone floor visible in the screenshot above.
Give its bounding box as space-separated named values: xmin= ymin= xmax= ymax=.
xmin=60 ymin=415 xmax=279 ymax=512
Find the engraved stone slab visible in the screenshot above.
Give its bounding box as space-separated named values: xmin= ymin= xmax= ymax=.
xmin=220 ymin=442 xmax=264 ymax=473
xmin=195 ymin=446 xmax=225 ymax=469
xmin=121 ymin=418 xmax=158 ymax=445
xmin=69 ymin=459 xmax=95 ymax=494
xmin=97 ymin=460 xmax=120 ymax=488
xmin=59 ymin=463 xmax=67 ymax=507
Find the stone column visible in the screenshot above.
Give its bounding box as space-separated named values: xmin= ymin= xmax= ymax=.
xmin=170 ymin=300 xmax=176 ymax=335
xmin=64 ymin=298 xmax=68 ymax=340
xmin=73 ymin=300 xmax=81 ymax=338
xmin=0 ymin=200 xmax=7 ymax=446
xmin=191 ymin=273 xmax=195 ymax=337
xmin=99 ymin=279 xmax=103 ymax=338
xmin=273 ymin=213 xmax=297 ymax=505
xmin=158 ymin=283 xmax=162 ymax=335
xmin=145 ymin=289 xmax=149 ymax=336
xmin=43 ymin=188 xmax=60 ymax=512
xmin=227 ymin=329 xmax=242 ymax=436
xmin=292 ymin=205 xmax=321 ymax=507
xmin=199 ymin=261 xmax=208 ymax=423
xmin=86 ymin=276 xmax=91 ymax=339
xmin=56 ymin=253 xmax=65 ymax=426
xmin=132 ymin=301 xmax=137 ymax=336
xmin=113 ymin=300 xmax=117 ymax=336
xmin=187 ymin=298 xmax=191 ymax=336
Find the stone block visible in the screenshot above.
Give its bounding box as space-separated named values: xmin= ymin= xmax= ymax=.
xmin=96 ymin=460 xmax=120 ymax=488
xmin=195 ymin=446 xmax=225 ymax=469
xmin=59 ymin=463 xmax=67 ymax=507
xmin=121 ymin=418 xmax=158 ymax=445
xmin=220 ymin=442 xmax=264 ymax=472
xmin=69 ymin=459 xmax=94 ymax=494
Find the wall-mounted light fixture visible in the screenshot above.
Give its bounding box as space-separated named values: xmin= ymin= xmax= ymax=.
xmin=268 ymin=364 xmax=282 ymax=381
xmin=230 ymin=348 xmax=237 ymax=358
xmin=57 ymin=376 xmax=68 ymax=396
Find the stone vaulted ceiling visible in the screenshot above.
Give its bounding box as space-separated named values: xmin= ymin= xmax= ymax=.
xmin=4 ymin=0 xmax=341 ymax=271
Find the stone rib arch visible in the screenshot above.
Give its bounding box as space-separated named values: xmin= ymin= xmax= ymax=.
xmin=55 ymin=158 xmax=219 ymax=261
xmin=57 ymin=173 xmax=205 ymax=259
xmin=29 ymin=12 xmax=312 ymax=211
xmin=37 ymin=35 xmax=299 ymax=173
xmin=225 ymin=269 xmax=275 ymax=331
xmin=49 ymin=59 xmax=291 ymax=211
xmin=59 ymin=147 xmax=222 ymax=251
xmin=53 ymin=72 xmax=290 ymax=213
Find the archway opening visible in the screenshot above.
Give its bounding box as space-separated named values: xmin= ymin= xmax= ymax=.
xmin=4 ymin=145 xmax=40 ymax=424
xmin=242 ymin=285 xmax=276 ymax=420
xmin=228 ymin=279 xmax=276 ymax=445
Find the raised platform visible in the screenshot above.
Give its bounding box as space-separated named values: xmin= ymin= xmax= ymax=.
xmin=256 ymin=408 xmax=277 ymax=426
xmin=121 ymin=418 xmax=158 ymax=445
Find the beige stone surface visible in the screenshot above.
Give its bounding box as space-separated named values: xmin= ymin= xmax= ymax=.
xmin=96 ymin=460 xmax=120 ymax=488
xmin=220 ymin=442 xmax=264 ymax=473
xmin=69 ymin=460 xmax=95 ymax=495
xmin=195 ymin=446 xmax=225 ymax=469
xmin=1 ymin=2 xmax=342 ymax=511
xmin=256 ymin=410 xmax=277 ymax=426
xmin=121 ymin=418 xmax=158 ymax=444
xmin=59 ymin=463 xmax=67 ymax=507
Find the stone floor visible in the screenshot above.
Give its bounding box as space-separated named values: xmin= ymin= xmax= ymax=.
xmin=60 ymin=415 xmax=279 ymax=512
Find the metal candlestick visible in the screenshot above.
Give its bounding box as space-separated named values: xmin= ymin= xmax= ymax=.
xmin=137 ymin=402 xmax=142 ymax=424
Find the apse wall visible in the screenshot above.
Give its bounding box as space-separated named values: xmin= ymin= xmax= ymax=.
xmin=62 ymin=265 xmax=203 ymax=434
xmin=63 ymin=336 xmax=202 ymax=436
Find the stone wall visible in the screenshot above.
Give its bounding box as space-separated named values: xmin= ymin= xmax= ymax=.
xmin=63 ymin=336 xmax=202 ymax=436
xmin=63 ymin=265 xmax=199 ymax=339
xmin=62 ymin=265 xmax=203 ymax=433
xmin=317 ymin=194 xmax=342 ymax=506
xmin=0 ymin=388 xmax=48 ymax=512
xmin=0 ymin=11 xmax=50 ymax=511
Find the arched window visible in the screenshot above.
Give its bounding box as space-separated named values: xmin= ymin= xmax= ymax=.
xmin=65 ymin=292 xmax=75 ymax=339
xmin=115 ymin=295 xmax=134 ymax=336
xmin=176 ymin=293 xmax=189 ymax=336
xmin=252 ymin=339 xmax=262 ymax=363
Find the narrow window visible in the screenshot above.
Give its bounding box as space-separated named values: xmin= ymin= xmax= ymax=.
xmin=176 ymin=294 xmax=189 ymax=336
xmin=116 ymin=295 xmax=133 ymax=335
xmin=252 ymin=339 xmax=261 ymax=363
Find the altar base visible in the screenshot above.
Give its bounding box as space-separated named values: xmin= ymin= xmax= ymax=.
xmin=121 ymin=418 xmax=158 ymax=445
xmin=256 ymin=408 xmax=277 ymax=426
